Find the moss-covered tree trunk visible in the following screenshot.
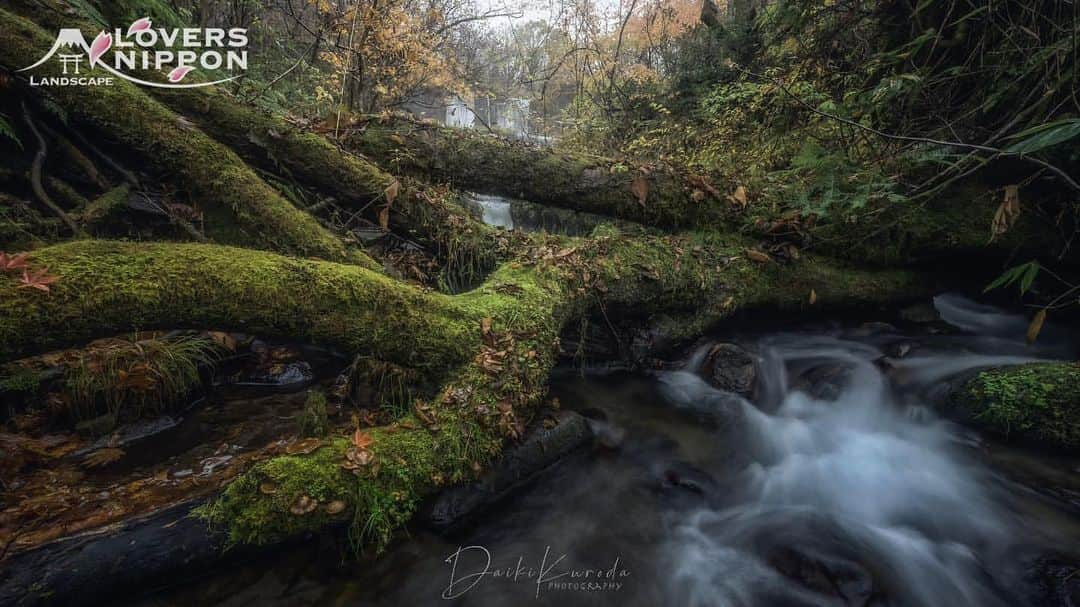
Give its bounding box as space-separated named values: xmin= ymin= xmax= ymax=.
xmin=346 ymin=116 xmax=732 ymax=228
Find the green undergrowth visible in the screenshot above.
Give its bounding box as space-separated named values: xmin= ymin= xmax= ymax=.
xmin=952 ymin=362 xmax=1080 ymax=450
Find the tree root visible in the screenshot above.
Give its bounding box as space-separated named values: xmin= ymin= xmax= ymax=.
xmin=20 ymin=103 xmax=84 ymax=237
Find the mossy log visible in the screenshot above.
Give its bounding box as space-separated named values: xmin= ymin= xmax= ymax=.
xmin=947 ymin=362 xmax=1080 ymax=451
xmin=146 ymin=87 xmax=504 ymax=279
xmin=0 ymin=240 xmax=476 ymax=377
xmin=346 ymin=116 xmax=731 ymax=228
xmin=0 ymin=9 xmax=373 ymax=266
xmin=0 ymin=234 xmax=922 ymax=541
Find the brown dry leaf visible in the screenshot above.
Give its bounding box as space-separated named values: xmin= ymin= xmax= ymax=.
xmin=1026 ymin=309 xmax=1046 ymax=344
xmin=480 ymin=317 xmax=492 ymax=336
xmin=378 ymin=206 xmax=391 ymax=231
xmin=325 ymin=500 xmax=346 ymax=515
xmin=727 ymin=185 xmax=748 ymax=208
xmin=691 ymin=190 xmax=706 ymax=202
xmin=352 ymin=429 xmax=374 ymax=450
xmin=384 ymin=180 xmax=400 ymax=205
xmin=809 ymin=289 xmax=818 ymax=305
xmin=630 ymin=175 xmax=649 ymax=208
xmin=259 ymin=482 xmax=278 ymax=495
xmin=388 ymin=134 xmax=405 ymax=145
xmin=289 ymin=494 xmax=318 ymax=515
xmin=208 ymin=331 xmax=238 ymax=352
xmin=745 ymin=249 xmax=772 ymax=263
xmin=285 ymin=438 xmax=322 ymax=455
xmin=990 ymin=185 xmax=1020 ymax=241
xmin=721 ymin=296 xmax=735 ymax=311
xmin=82 ymin=447 xmax=125 ymax=468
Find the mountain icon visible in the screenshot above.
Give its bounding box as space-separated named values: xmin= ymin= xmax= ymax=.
xmin=18 ymin=29 xmax=90 ymax=72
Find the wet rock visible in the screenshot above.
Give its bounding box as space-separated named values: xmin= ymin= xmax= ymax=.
xmin=74 ymin=412 xmax=118 ymax=439
xmin=851 ymin=321 xmax=898 ymax=337
xmin=660 ymin=462 xmax=717 ymax=497
xmin=421 ymin=411 xmax=592 ymax=530
xmin=768 ymin=545 xmax=876 ymax=606
xmin=900 ymin=303 xmax=942 ymax=325
xmin=945 ymin=362 xmax=1080 ymax=451
xmin=72 ymin=414 xmax=182 ymax=457
xmin=579 ymin=406 xmax=608 ymax=421
xmin=887 ymin=341 xmax=916 ymax=358
xmin=794 ymin=363 xmax=853 ymax=401
xmin=703 ymin=343 xmax=758 ymax=397
xmin=1024 ymin=554 xmax=1080 ymax=607
xmin=233 ymin=361 xmax=314 ymax=392
xmin=590 ymin=419 xmax=626 ymax=450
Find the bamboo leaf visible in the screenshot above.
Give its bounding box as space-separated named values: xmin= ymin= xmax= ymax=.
xmin=1005 ymin=119 xmax=1080 ymax=154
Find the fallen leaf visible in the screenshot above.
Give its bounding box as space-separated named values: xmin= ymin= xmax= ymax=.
xmin=325 ymin=500 xmax=346 ymax=515
xmin=208 ymin=331 xmax=238 ymax=352
xmin=727 ymin=185 xmax=748 ymax=208
xmin=16 ymin=267 xmax=60 ymax=292
xmin=809 ymin=289 xmax=818 ymax=305
xmin=377 ymin=206 xmax=390 ymax=230
xmin=991 ymin=185 xmax=1021 ymax=241
xmin=1026 ymin=309 xmax=1046 ymax=344
xmin=384 ymin=179 xmax=400 ymax=205
xmin=82 ymin=447 xmax=125 ymax=468
xmin=259 ymin=482 xmax=278 ymax=495
xmin=352 ymin=429 xmax=374 ymax=450
xmin=285 ymin=437 xmax=322 ymax=455
xmin=630 ymin=175 xmax=649 ymax=207
xmin=691 ymin=190 xmax=706 ymax=202
xmin=745 ymin=249 xmax=772 ymax=263
xmin=0 ymin=252 xmax=29 ymax=273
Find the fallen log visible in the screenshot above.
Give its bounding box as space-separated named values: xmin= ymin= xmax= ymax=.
xmin=345 ymin=115 xmax=730 ymax=228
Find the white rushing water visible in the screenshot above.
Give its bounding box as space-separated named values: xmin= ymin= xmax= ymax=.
xmin=660 ymin=296 xmax=1072 ymax=607
xmin=471 ymin=193 xmax=515 ymax=229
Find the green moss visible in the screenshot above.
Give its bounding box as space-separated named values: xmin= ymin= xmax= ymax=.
xmin=347 ymin=117 xmax=734 ymax=229
xmin=0 ymin=364 xmax=43 ymax=393
xmin=298 ymin=390 xmax=329 ymax=438
xmin=0 ymin=241 xmax=481 ymax=376
xmin=951 ymin=362 xmax=1080 ymax=450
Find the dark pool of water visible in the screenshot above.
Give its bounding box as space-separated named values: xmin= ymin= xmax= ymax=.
xmin=130 ymin=295 xmax=1080 ymax=607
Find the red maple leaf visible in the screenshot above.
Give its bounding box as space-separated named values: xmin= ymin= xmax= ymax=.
xmin=0 ymin=252 xmax=29 ymax=273
xmin=16 ymin=268 xmax=60 ymax=293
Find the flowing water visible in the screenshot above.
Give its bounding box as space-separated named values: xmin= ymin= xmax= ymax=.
xmin=133 ymin=295 xmax=1080 ymax=607
xmin=464 ymin=192 xmax=632 ymax=236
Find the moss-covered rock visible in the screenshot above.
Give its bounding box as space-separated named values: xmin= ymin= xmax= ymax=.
xmin=949 ymin=362 xmax=1080 ymax=450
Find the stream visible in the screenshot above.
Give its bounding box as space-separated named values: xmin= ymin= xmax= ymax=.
xmin=127 ymin=294 xmax=1080 ymax=606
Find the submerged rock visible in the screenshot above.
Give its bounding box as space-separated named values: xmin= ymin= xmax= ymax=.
xmin=232 ymin=361 xmax=314 ymax=392
xmin=703 ymin=343 xmax=758 ymax=397
xmin=794 ymin=363 xmax=853 ymax=401
xmin=1025 ymin=554 xmax=1080 ymax=607
xmin=768 ymin=545 xmax=876 ymax=606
